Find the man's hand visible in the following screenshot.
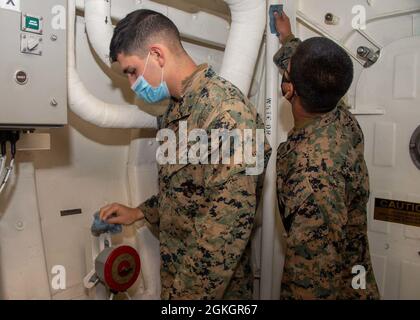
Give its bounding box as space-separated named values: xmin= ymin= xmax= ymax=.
xmin=99 ymin=203 xmax=144 ymax=225
xmin=274 ymin=11 xmax=292 ymax=44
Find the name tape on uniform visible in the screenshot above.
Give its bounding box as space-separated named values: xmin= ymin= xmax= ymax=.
xmin=0 ymin=0 xmax=20 ymax=12
xmin=374 ymin=198 xmax=420 ymax=227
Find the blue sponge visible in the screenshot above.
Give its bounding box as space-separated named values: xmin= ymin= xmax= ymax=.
xmin=91 ymin=211 xmax=122 ymax=237
xmin=269 ymin=4 xmax=284 ymax=36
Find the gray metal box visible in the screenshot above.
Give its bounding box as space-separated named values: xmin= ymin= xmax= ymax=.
xmin=0 ymin=0 xmax=67 ymax=128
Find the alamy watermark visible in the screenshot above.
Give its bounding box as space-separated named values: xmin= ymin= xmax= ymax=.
xmin=352 ymin=265 xmax=367 ymax=290
xmin=51 ymin=265 xmax=66 ymax=290
xmin=156 ymin=121 xmax=266 ymax=176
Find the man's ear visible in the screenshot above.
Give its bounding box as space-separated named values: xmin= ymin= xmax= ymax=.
xmin=282 ymin=82 xmax=295 ymax=100
xmin=149 ymin=45 xmax=166 ymax=68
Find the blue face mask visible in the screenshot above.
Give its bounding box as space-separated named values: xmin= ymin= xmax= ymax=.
xmin=131 ymin=53 xmax=171 ymax=104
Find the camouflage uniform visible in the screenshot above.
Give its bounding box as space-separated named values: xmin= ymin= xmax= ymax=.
xmin=137 ymin=64 xmax=271 ymax=300
xmin=274 ymin=36 xmax=380 ymax=299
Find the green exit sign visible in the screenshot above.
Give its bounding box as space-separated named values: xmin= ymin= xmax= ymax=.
xmin=21 ymin=13 xmax=43 ymax=34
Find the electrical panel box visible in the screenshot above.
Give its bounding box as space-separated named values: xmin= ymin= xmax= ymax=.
xmin=0 ymin=0 xmax=67 ymax=128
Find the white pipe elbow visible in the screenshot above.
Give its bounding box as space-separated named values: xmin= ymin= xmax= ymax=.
xmin=68 ymin=0 xmax=157 ymax=129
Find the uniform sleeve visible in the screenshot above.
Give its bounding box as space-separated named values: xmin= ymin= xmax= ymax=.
xmin=169 ymin=101 xmax=259 ymax=299
xmin=137 ymin=195 xmax=160 ymax=231
xmin=273 ymin=34 xmax=302 ymax=73
xmin=281 ymin=171 xmax=348 ymax=300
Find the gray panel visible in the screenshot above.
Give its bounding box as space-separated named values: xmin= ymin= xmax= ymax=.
xmin=0 ymin=0 xmax=67 ymax=127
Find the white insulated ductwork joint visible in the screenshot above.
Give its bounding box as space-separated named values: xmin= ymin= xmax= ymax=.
xmin=67 ymin=0 xmax=157 ymax=129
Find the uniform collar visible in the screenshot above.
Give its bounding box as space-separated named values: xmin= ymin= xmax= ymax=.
xmin=164 ymin=64 xmax=214 ymax=125
xmin=278 ymin=107 xmax=340 ymax=158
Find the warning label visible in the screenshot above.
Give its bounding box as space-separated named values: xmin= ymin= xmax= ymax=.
xmin=0 ymin=0 xmax=21 ymax=12
xmin=374 ymin=198 xmax=420 ymax=227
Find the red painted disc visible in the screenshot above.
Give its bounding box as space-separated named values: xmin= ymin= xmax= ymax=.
xmin=103 ymin=245 xmax=141 ymax=292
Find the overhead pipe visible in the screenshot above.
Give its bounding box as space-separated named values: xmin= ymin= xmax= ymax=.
xmin=77 ymin=0 xmax=230 ymax=50
xmin=67 ymin=0 xmax=157 ymax=129
xmin=82 ymin=0 xmax=265 ymax=95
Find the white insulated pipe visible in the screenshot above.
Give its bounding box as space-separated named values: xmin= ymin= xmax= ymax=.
xmin=68 ymin=0 xmax=157 ymax=129
xmin=84 ymin=0 xmax=114 ymax=68
xmin=220 ymin=0 xmax=266 ymax=95
xmin=72 ymin=0 xmax=265 ymax=128
xmin=77 ymin=0 xmax=230 ymax=49
xmin=82 ymin=0 xmax=265 ymax=95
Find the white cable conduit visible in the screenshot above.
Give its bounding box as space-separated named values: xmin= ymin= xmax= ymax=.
xmin=68 ymin=0 xmax=157 ymax=129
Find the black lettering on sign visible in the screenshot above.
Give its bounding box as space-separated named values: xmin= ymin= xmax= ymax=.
xmin=374 ymin=198 xmax=420 ymax=227
xmin=6 ymin=0 xmax=15 ymax=6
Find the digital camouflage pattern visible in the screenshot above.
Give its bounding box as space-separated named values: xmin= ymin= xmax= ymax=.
xmin=273 ymin=34 xmax=302 ymax=72
xmin=137 ymin=64 xmax=271 ymax=300
xmin=274 ymin=36 xmax=380 ymax=300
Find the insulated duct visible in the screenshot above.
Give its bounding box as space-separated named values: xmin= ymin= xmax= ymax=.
xmin=67 ymin=0 xmax=157 ymax=129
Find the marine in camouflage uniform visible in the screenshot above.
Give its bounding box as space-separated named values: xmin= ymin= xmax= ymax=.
xmin=136 ymin=64 xmax=271 ymax=300
xmin=274 ymin=35 xmax=380 ymax=300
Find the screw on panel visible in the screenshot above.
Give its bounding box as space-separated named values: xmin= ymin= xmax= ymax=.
xmin=15 ymin=221 xmax=25 ymax=231
xmin=51 ymin=34 xmax=58 ymax=41
xmin=325 ymin=13 xmax=340 ymax=25
xmin=50 ymin=98 xmax=58 ymax=107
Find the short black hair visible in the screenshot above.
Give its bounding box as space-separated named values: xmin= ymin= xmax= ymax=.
xmin=289 ymin=37 xmax=354 ymax=113
xmin=110 ymin=9 xmax=183 ymax=63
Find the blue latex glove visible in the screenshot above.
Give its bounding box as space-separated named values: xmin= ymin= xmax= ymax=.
xmin=91 ymin=211 xmax=122 ymax=237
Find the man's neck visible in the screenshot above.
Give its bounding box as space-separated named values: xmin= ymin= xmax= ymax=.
xmin=170 ymin=56 xmax=198 ymax=99
xmin=292 ymin=103 xmax=317 ymax=129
